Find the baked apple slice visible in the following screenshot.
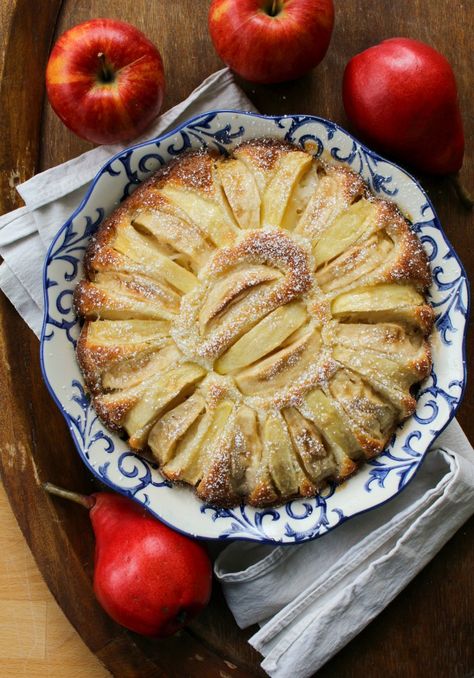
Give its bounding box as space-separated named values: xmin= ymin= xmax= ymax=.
xmin=215 ymin=301 xmax=307 ymax=374
xmin=331 ymin=322 xmax=431 ymax=366
xmin=331 ymin=283 xmax=433 ymax=331
xmin=302 ymin=388 xmax=362 ymax=480
xmin=295 ymin=165 xmax=366 ymax=241
xmin=157 ymin=152 xmax=238 ymax=247
xmin=328 ymin=368 xmax=398 ymax=457
xmin=74 ymin=271 xmax=180 ymax=320
xmin=92 ymin=352 xmax=179 ymax=432
xmin=163 ymin=399 xmax=233 ymax=486
xmin=313 ymin=198 xmax=380 ymax=267
xmin=124 ymin=362 xmax=205 ymax=449
xmin=132 ymin=203 xmax=213 ymax=272
xmin=217 ymin=158 xmax=261 ymax=230
xmin=280 ymin=162 xmax=319 ymax=231
xmin=282 ymin=407 xmax=338 ymax=487
xmin=76 ymin=319 xmax=171 ymax=394
xmin=235 ymin=406 xmax=279 ymax=507
xmin=112 ymin=221 xmax=198 ymax=293
xmin=235 ymin=327 xmax=321 ymax=396
xmin=148 ymin=392 xmax=206 ymax=466
xmin=332 ymin=343 xmax=429 ymax=395
xmin=260 ymin=151 xmax=313 ymax=229
xmin=198 ymin=264 xmax=281 ymax=333
xmin=262 ymin=411 xmax=312 ymax=498
xmin=315 ymin=232 xmax=393 ymax=293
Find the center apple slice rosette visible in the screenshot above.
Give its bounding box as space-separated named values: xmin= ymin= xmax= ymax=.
xmin=73 ymin=139 xmax=433 ymax=509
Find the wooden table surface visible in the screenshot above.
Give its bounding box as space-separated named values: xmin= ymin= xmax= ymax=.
xmin=0 ymin=1 xmax=473 ymax=676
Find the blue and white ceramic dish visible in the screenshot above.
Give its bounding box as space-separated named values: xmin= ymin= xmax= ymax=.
xmin=40 ymin=111 xmax=468 ymax=543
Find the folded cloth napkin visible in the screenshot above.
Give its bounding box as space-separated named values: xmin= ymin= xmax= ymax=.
xmin=0 ymin=67 xmax=257 ymax=336
xmin=0 ymin=67 xmax=472 ymax=678
xmin=215 ymin=418 xmax=474 ymax=677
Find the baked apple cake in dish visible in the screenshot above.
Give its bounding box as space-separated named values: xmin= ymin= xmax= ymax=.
xmin=73 ymin=139 xmax=433 ymax=508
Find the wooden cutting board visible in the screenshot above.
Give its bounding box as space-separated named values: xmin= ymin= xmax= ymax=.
xmin=0 ymin=1 xmax=473 ymax=676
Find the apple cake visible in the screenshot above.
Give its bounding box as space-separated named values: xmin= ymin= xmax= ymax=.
xmin=73 ymin=139 xmax=433 ymax=508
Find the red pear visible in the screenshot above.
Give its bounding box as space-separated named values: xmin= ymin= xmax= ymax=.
xmin=342 ymin=38 xmax=465 ymax=176
xmin=43 ymin=483 xmax=212 ymax=637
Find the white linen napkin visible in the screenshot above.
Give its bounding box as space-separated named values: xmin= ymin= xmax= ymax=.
xmin=0 ymin=67 xmax=257 ymax=336
xmin=0 ymin=66 xmax=472 ymax=678
xmin=215 ymin=418 xmax=474 ymax=677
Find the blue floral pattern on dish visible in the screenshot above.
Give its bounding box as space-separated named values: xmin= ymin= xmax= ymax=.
xmin=40 ymin=111 xmax=468 ymax=543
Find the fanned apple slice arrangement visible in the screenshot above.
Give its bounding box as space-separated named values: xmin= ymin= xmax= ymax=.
xmin=74 ymin=139 xmax=433 ymax=508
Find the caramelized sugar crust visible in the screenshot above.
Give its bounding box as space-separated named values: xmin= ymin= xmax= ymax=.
xmin=74 ymin=139 xmax=433 ymax=507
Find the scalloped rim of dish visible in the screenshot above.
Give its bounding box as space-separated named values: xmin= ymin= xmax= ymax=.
xmin=39 ymin=109 xmax=469 ymax=544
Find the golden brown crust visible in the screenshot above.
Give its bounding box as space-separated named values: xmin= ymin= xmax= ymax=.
xmin=247 ymin=479 xmax=280 ymax=508
xmin=416 ymin=305 xmax=436 ymax=334
xmin=196 ymin=453 xmax=238 ymax=507
xmin=153 ymin=149 xmax=218 ymax=193
xmin=93 ymin=393 xmax=137 ymax=432
xmin=75 ymin=322 xmax=114 ymax=394
xmin=408 ymin=339 xmax=432 ymax=380
xmin=234 ymin=137 xmax=297 ymax=171
xmin=335 ymin=456 xmax=359 ymax=482
xmin=353 ymin=429 xmax=389 ymax=459
xmin=382 ymin=202 xmax=432 ymax=291
xmin=73 ymin=139 xmax=434 ymax=508
xmin=330 ymin=163 xmax=368 ymax=202
xmin=209 ymin=229 xmax=313 ymax=307
xmin=73 ymin=280 xmax=107 ymax=318
xmin=84 ymin=183 xmax=151 ymax=279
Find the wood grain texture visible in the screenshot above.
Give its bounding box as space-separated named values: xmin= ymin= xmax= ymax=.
xmin=0 ymin=483 xmax=109 ymax=676
xmin=0 ymin=0 xmax=473 ymax=676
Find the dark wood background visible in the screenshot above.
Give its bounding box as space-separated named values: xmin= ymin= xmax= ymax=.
xmin=0 ymin=1 xmax=472 ymax=676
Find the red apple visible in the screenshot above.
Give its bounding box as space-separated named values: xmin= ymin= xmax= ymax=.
xmin=208 ymin=0 xmax=334 ymax=84
xmin=46 ymin=19 xmax=165 ymax=145
xmin=342 ymin=38 xmax=465 ymax=175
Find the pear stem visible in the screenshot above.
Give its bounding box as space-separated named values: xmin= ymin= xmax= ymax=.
xmin=43 ymin=482 xmax=96 ymax=510
xmin=450 ymin=173 xmax=474 ymax=210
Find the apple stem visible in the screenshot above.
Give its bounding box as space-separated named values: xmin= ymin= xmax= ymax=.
xmin=97 ymin=52 xmax=113 ymax=83
xmin=450 ymin=173 xmax=474 ymax=210
xmin=43 ymin=482 xmax=96 ymax=510
xmin=266 ymin=0 xmax=282 ymax=16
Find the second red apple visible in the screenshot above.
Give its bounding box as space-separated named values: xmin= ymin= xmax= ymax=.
xmin=46 ymin=19 xmax=165 ymax=145
xmin=208 ymin=0 xmax=334 ymax=84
